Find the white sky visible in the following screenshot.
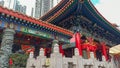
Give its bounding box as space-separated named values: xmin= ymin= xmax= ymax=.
xmin=94 ymin=0 xmax=120 ymax=27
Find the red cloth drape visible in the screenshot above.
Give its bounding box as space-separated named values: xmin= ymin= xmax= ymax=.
xmin=82 ymin=43 xmax=97 ymax=52
xmin=75 ymin=32 xmax=82 ymax=56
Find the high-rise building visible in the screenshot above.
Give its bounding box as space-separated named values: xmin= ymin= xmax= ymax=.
xmin=21 ymin=6 xmax=26 ymax=14
xmin=0 ymin=0 xmax=4 ymax=6
xmin=31 ymin=8 xmax=34 ymax=17
xmin=4 ymin=0 xmax=16 ymax=10
xmin=15 ymin=0 xmax=26 ymax=14
xmin=35 ymin=0 xmax=57 ymax=18
xmin=35 ymin=0 xmax=42 ymax=18
xmin=2 ymin=0 xmax=26 ymax=14
xmin=41 ymin=0 xmax=51 ymax=16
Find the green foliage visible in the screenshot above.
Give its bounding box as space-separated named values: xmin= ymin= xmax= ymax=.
xmin=10 ymin=53 xmax=29 ymax=68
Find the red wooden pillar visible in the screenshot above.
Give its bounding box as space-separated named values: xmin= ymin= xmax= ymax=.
xmin=59 ymin=44 xmax=64 ymax=56
xmin=44 ymin=48 xmax=47 ymax=56
xmin=101 ymin=42 xmax=108 ymax=61
xmin=75 ymin=32 xmax=82 ymax=56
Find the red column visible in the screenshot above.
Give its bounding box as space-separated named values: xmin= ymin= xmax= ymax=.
xmin=59 ymin=44 xmax=64 ymax=56
xmin=101 ymin=42 xmax=108 ymax=61
xmin=44 ymin=48 xmax=47 ymax=56
xmin=75 ymin=32 xmax=82 ymax=56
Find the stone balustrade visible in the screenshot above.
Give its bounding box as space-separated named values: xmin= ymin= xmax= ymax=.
xmin=26 ymin=40 xmax=115 ymax=68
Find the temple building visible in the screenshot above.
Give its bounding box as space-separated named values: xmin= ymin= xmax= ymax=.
xmin=0 ymin=0 xmax=120 ymax=68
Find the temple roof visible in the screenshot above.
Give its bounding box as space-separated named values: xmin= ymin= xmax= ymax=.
xmin=0 ymin=6 xmax=73 ymax=37
xmin=40 ymin=0 xmax=120 ymax=46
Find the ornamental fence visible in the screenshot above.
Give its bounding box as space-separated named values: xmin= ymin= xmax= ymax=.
xmin=26 ymin=48 xmax=115 ymax=68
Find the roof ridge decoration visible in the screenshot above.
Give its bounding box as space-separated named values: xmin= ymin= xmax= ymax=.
xmin=46 ymin=0 xmax=74 ymax=22
xmin=0 ymin=6 xmax=74 ymax=36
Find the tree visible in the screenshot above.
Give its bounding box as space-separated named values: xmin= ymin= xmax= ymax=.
xmin=10 ymin=53 xmax=28 ymax=68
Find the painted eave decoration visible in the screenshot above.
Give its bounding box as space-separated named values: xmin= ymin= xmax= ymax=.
xmin=0 ymin=6 xmax=74 ymax=37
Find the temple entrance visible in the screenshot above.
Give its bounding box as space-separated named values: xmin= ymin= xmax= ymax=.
xmin=12 ymin=33 xmax=52 ymax=58
xmin=9 ymin=32 xmax=53 ymax=68
xmin=13 ymin=32 xmax=53 ymax=56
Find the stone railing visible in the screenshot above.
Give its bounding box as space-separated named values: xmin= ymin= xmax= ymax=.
xmin=26 ymin=48 xmax=116 ymax=68
xmin=26 ymin=40 xmax=115 ymax=68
